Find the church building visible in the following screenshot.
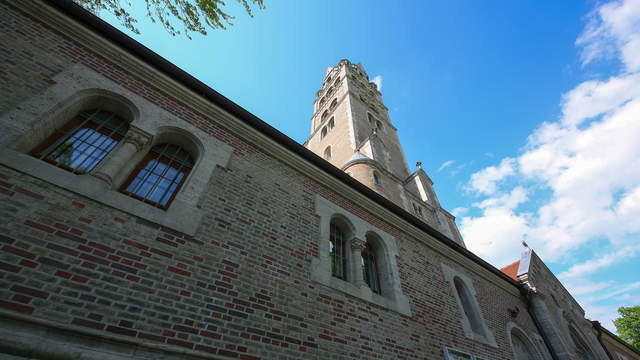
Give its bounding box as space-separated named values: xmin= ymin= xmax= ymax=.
xmin=0 ymin=1 xmax=638 ymax=359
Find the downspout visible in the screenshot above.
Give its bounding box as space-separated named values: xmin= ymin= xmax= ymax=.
xmin=592 ymin=321 xmax=614 ymax=360
xmin=522 ymin=286 xmax=560 ymax=360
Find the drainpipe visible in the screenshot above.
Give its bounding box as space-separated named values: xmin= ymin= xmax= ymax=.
xmin=521 ymin=286 xmax=560 ymax=360
xmin=591 ymin=321 xmax=614 ymax=360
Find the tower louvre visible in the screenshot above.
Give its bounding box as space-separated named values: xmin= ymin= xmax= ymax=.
xmin=304 ymin=59 xmax=465 ymax=247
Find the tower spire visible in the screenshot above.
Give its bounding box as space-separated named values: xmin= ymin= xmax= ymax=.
xmin=304 ymin=60 xmax=466 ymax=247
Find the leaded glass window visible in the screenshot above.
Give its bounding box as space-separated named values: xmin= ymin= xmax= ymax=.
xmin=121 ymin=143 xmax=194 ymax=209
xmin=31 ymin=109 xmax=129 ymax=174
xmin=329 ymin=222 xmax=346 ymax=279
xmin=362 ymin=242 xmax=381 ymax=294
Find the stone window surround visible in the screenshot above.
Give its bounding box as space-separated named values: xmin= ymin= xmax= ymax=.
xmin=0 ymin=65 xmax=232 ymax=236
xmin=506 ymin=322 xmax=545 ymax=360
xmin=441 ymin=263 xmax=498 ymax=347
xmin=310 ymin=195 xmax=411 ymax=316
xmin=444 ymin=347 xmax=473 ymax=360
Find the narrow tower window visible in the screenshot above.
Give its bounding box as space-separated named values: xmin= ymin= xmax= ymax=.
xmin=376 ymin=120 xmax=384 ymax=131
xmin=320 ymin=127 xmax=327 ymax=140
xmin=329 ymin=98 xmax=338 ymax=111
xmin=31 ymin=109 xmax=130 ymax=174
xmin=362 ymin=241 xmax=381 ymax=294
xmin=329 ymin=221 xmax=346 ymax=280
xmin=121 ymin=143 xmax=194 ymax=209
xmin=328 ymin=117 xmax=335 ymax=130
xmin=373 ymin=171 xmax=381 ymax=185
xmin=367 ymin=113 xmax=374 ymax=125
xmin=454 ymin=277 xmax=485 ymax=336
xmin=323 ymin=146 xmax=331 ymax=161
xmin=321 ymin=110 xmax=329 ymax=122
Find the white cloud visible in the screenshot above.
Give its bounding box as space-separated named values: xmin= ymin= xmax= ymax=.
xmin=459 ymin=0 xmax=640 ymax=317
xmin=451 ymin=207 xmax=468 ymax=217
xmin=467 ymin=158 xmax=516 ymax=195
xmin=372 ymin=75 xmax=383 ymax=91
xmin=559 ymin=246 xmax=640 ymax=279
xmin=438 ymin=160 xmax=455 ymax=172
xmin=577 ymin=0 xmax=640 ymax=72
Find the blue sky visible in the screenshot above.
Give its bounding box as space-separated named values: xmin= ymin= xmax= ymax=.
xmin=97 ymin=0 xmax=640 ymax=330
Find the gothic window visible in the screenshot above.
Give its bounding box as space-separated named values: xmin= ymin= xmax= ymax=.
xmin=30 ymin=109 xmax=130 ymax=174
xmin=321 ymin=110 xmax=329 ymax=122
xmin=319 ymin=97 xmax=326 ymax=107
xmin=361 ymin=239 xmax=381 ymax=294
xmin=328 ymin=86 xmax=335 ymax=95
xmin=367 ymin=112 xmax=374 ymax=125
xmin=376 ymin=120 xmax=384 ymax=131
xmin=120 ymin=143 xmax=194 ymax=209
xmin=413 ymin=203 xmax=424 ymax=218
xmin=373 ymin=170 xmax=381 ymax=185
xmin=320 ymin=127 xmax=327 ymax=140
xmin=328 ymin=117 xmax=335 ymax=130
xmin=454 ymin=276 xmax=485 ymax=337
xmin=326 ymin=76 xmax=332 ymax=84
xmin=323 ymin=146 xmax=331 ymax=161
xmin=329 ymin=98 xmax=338 ymax=111
xmin=329 ymin=221 xmax=347 ymax=280
xmin=569 ymin=326 xmax=595 ymax=360
xmin=510 ymin=328 xmax=540 ymax=360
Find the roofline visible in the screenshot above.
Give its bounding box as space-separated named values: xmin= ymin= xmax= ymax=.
xmin=41 ymin=0 xmax=521 ymax=288
xmin=595 ymin=321 xmax=640 ymax=357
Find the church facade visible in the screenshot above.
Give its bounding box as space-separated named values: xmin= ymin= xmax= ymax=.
xmin=0 ymin=1 xmax=638 ymax=359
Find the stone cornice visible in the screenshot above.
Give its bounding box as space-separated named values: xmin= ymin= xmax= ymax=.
xmin=15 ymin=0 xmax=521 ymax=296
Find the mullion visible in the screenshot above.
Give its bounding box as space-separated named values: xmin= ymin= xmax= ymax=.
xmin=70 ymin=111 xmax=118 ymax=173
xmin=141 ymin=144 xmax=178 ymax=204
xmin=131 ymin=143 xmax=171 ymax=197
xmin=40 ymin=110 xmax=100 ymax=160
xmin=72 ymin=116 xmax=127 ymax=174
xmin=157 ymin=162 xmax=185 ymax=206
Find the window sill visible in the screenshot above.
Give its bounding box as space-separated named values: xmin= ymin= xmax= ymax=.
xmin=0 ymin=149 xmax=204 ymax=236
xmin=310 ymin=258 xmax=412 ymax=316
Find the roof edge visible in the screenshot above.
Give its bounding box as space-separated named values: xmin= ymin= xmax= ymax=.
xmin=38 ymin=0 xmax=521 ymax=289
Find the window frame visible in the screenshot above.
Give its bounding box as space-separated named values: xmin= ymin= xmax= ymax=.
xmin=120 ymin=143 xmax=194 ymax=210
xmin=441 ymin=263 xmax=497 ymax=347
xmin=311 ymin=195 xmax=411 ymax=316
xmin=0 ymin=69 xmax=233 ymax=236
xmin=30 ymin=109 xmax=130 ymax=174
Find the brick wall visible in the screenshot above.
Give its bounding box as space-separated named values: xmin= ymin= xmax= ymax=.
xmin=0 ymin=2 xmax=547 ymax=359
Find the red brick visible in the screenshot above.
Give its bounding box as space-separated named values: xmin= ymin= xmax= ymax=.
xmin=24 ymin=220 xmax=54 ymax=233
xmin=2 ymin=245 xmax=36 ymax=259
xmin=0 ymin=300 xmax=34 ymax=314
xmin=167 ymin=266 xmax=190 ymax=277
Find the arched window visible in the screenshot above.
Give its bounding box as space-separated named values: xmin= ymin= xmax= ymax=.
xmin=376 ymin=120 xmax=384 ymax=131
xmin=373 ymin=171 xmax=380 ymax=185
xmin=328 ymin=117 xmax=335 ymax=130
xmin=510 ymin=328 xmax=540 ymax=360
xmin=323 ymin=146 xmax=331 ymax=161
xmin=320 ymin=127 xmax=327 ymax=140
xmin=569 ymin=326 xmax=595 ymax=360
xmin=454 ymin=276 xmax=485 ymax=336
xmin=329 ymin=221 xmax=346 ymax=279
xmin=328 ymin=86 xmax=334 ymax=95
xmin=361 ymin=241 xmax=381 ymax=294
xmin=31 ymin=109 xmax=130 ymax=174
xmin=367 ymin=112 xmax=374 ymax=125
xmin=120 ymin=143 xmax=194 ymax=209
xmin=321 ymin=110 xmax=329 ymax=122
xmin=326 ymin=76 xmax=332 ymax=84
xmin=329 ymin=98 xmax=338 ymax=111
xmin=319 ymin=97 xmax=326 ymax=107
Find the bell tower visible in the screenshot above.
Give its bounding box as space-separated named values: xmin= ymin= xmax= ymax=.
xmin=304 ymin=59 xmax=466 ymax=247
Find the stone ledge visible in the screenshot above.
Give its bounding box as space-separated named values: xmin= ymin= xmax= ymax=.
xmin=0 ymin=311 xmax=230 ymax=360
